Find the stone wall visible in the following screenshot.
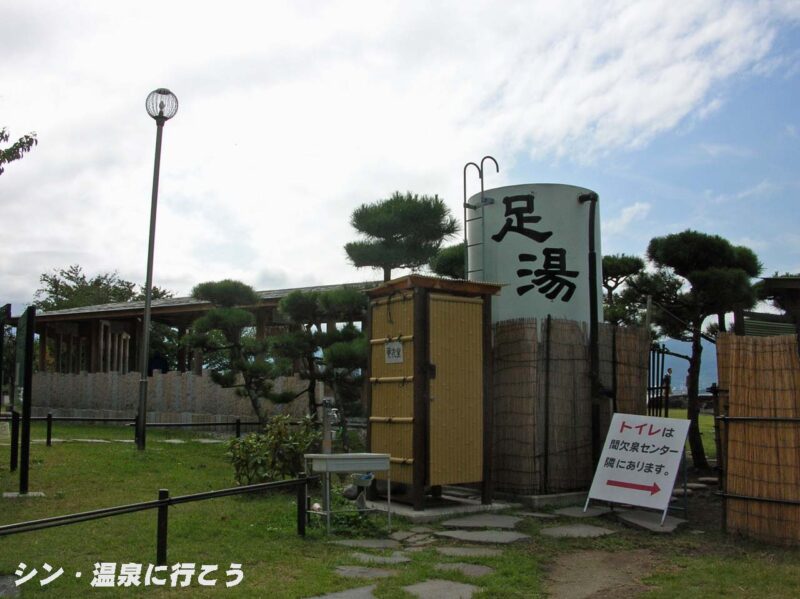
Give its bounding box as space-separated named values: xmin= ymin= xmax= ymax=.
xmin=31 ymin=370 xmax=311 ymax=428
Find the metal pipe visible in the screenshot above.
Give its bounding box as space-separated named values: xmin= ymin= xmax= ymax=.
xmin=479 ymin=155 xmax=499 ymax=204
xmin=19 ymin=307 xmax=35 ymax=494
xmin=715 ymin=491 xmax=800 ymax=507
xmin=156 ymin=489 xmax=169 ymax=566
xmin=463 ymin=162 xmax=481 ymax=277
xmin=137 ymin=117 xmax=166 ymax=450
xmin=0 ymin=476 xmax=318 ymax=537
xmin=578 ymin=192 xmax=600 ymax=463
xmin=543 ymin=314 xmax=552 ymax=493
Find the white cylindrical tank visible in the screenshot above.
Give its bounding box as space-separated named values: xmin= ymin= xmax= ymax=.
xmin=466 ymin=183 xmax=603 ymax=325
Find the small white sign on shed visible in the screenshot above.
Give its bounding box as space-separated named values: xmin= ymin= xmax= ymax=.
xmin=384 ymin=340 xmax=404 ymax=364
xmin=587 ymin=413 xmax=690 ymax=517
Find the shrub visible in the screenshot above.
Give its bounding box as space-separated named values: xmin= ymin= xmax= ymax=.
xmin=227 ymin=415 xmax=320 ymax=485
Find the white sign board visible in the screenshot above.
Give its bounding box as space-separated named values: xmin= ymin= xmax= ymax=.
xmin=466 ymin=183 xmax=603 ymax=326
xmin=384 ymin=341 xmax=404 ymax=364
xmin=587 ymin=413 xmax=690 ymax=512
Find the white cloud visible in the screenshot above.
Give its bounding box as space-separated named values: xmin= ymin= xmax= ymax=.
xmin=604 ymin=202 xmax=652 ymax=236
xmin=0 ymin=0 xmax=795 ymax=305
xmin=709 ymin=180 xmax=781 ymax=204
xmin=699 ymin=143 xmax=753 ymax=158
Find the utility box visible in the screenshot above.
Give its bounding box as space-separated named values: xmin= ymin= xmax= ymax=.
xmin=366 ymin=275 xmax=501 ymax=510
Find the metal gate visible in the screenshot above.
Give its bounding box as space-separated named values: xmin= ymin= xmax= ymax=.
xmin=647 ymin=343 xmax=668 ymax=416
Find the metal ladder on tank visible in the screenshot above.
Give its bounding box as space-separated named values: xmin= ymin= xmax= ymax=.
xmin=462 ymin=156 xmax=499 ymax=280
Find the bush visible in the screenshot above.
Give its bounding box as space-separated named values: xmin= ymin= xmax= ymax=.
xmin=227 ymin=415 xmax=320 ymax=485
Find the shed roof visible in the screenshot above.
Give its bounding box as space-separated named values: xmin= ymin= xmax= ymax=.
xmin=366 ymin=274 xmax=502 ymax=298
xmin=21 ymin=280 xmax=380 ymax=327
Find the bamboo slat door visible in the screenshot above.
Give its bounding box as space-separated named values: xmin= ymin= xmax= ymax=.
xmin=428 ymin=293 xmax=484 ymax=486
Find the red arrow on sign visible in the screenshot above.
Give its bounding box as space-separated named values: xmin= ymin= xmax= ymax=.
xmin=606 ymin=479 xmax=661 ymax=495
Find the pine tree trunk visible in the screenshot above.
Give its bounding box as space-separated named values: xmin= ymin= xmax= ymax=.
xmin=383 ymin=266 xmax=392 ymax=281
xmin=687 ymin=327 xmax=710 ymax=470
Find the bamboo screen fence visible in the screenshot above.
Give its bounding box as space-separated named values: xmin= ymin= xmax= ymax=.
xmin=492 ymin=318 xmax=649 ymax=495
xmin=717 ymin=333 xmax=800 ymax=545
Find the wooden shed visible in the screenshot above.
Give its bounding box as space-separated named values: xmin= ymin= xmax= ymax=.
xmin=365 ymin=275 xmax=501 ymax=510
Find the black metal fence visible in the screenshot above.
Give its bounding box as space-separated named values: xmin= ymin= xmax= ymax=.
xmin=647 ymin=343 xmax=668 ymax=416
xmin=0 ymin=476 xmax=315 ymax=565
xmin=1 ymin=412 xmax=259 ymax=447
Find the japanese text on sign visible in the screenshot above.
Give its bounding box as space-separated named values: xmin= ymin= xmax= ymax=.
xmin=384 ymin=340 xmax=404 ymax=364
xmin=587 ymin=413 xmax=690 ymax=512
xmin=490 ymin=193 xmax=578 ymax=302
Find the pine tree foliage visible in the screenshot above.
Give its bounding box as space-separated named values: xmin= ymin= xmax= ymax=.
xmin=272 ymin=289 xmax=368 ymax=419
xmin=345 ymin=191 xmax=459 ymax=281
xmin=602 ymin=254 xmax=645 ymax=325
xmin=429 ymin=243 xmax=466 ymax=279
xmin=188 ymin=280 xmax=294 ymax=423
xmin=633 ymin=230 xmax=761 ymax=470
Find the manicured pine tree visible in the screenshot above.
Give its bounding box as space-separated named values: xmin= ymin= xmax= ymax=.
xmin=345 ymin=191 xmax=459 ymax=281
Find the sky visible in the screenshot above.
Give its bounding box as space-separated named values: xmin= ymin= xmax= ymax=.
xmin=2 ymin=0 xmax=799 ymax=336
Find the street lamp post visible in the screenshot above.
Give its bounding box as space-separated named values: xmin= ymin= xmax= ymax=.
xmin=136 ymin=88 xmax=178 ymax=450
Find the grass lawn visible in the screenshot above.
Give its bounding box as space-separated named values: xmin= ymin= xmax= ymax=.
xmin=666 ymin=409 xmax=717 ymax=460
xmin=2 ymin=423 xmax=799 ymax=597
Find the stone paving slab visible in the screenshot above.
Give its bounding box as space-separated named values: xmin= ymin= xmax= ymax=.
xmin=685 ymin=482 xmax=708 ymax=490
xmin=390 ymin=531 xmax=415 ymax=541
xmin=307 ymin=584 xmax=377 ymax=598
xmin=352 ymin=552 xmax=411 ymax=565
xmin=516 ymin=511 xmax=558 ymax=519
xmin=195 ymin=439 xmax=225 ymax=444
xmin=436 ymin=547 xmax=503 ymax=558
xmin=541 ymin=524 xmax=616 ymax=539
xmin=0 ymin=575 xmax=20 ymax=598
xmin=671 ymin=487 xmax=693 ymax=496
xmin=697 ymin=477 xmax=719 ymax=484
xmin=405 ymin=534 xmax=435 ymax=546
xmin=335 ymin=566 xmax=396 ymax=579
xmin=435 ymin=562 xmax=494 ymax=577
xmin=615 ymin=509 xmax=687 ymax=533
xmin=3 ymin=491 xmax=46 ymax=499
xmin=368 ymin=499 xmax=519 ymax=524
xmin=553 ymin=506 xmax=611 ymax=518
xmin=160 ymin=439 xmax=187 ymax=444
xmin=435 ymin=530 xmax=529 ymax=544
xmin=441 ymin=514 xmax=521 ymax=529
xmin=410 ymin=526 xmax=433 ymax=533
xmin=403 ymin=579 xmax=480 ymax=598
xmin=332 ymin=539 xmax=401 ymax=550
xmin=72 ymin=438 xmax=112 ymax=443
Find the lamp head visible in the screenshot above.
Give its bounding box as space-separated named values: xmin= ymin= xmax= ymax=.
xmin=145 ymin=88 xmax=178 ymax=121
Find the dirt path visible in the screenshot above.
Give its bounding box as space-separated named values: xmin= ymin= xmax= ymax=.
xmin=545 ymin=549 xmax=655 ymax=598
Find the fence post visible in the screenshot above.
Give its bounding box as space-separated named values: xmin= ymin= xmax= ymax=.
xmin=10 ymin=410 xmax=19 ymax=471
xmin=46 ymin=413 xmax=53 ymax=447
xmin=156 ymin=489 xmax=169 ymax=566
xmin=296 ymin=474 xmax=307 ymax=537
xmin=235 ymin=418 xmax=241 ymax=438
